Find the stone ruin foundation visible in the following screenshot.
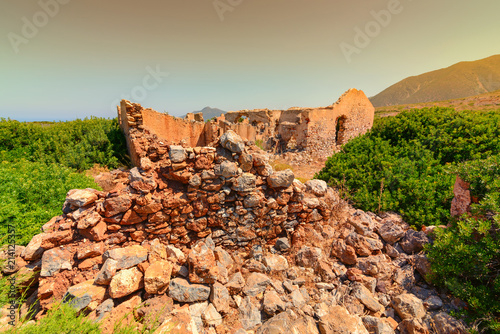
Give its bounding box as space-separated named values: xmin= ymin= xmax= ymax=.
xmin=0 ymin=99 xmax=469 ymax=333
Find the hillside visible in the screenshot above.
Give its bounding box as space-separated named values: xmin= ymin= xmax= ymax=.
xmin=375 ymin=89 xmax=500 ymax=117
xmin=370 ymin=55 xmax=500 ymax=107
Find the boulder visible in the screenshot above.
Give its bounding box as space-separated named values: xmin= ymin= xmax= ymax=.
xmin=109 ymin=267 xmax=144 ymax=299
xmin=168 ymin=278 xmax=210 ymax=303
xmin=103 ymin=245 xmax=148 ymax=270
xmin=392 ymin=294 xmax=426 ymax=320
xmin=267 ymin=170 xmax=295 ymax=189
xmin=220 ymin=130 xmax=245 ymax=153
xmin=40 ymin=248 xmax=72 ymax=277
xmin=144 ymin=260 xmax=173 ymax=294
xmin=66 ymin=189 xmax=98 ymax=207
xmin=63 ymin=280 xmax=106 ymax=312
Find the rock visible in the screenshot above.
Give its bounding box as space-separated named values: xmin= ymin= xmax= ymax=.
xmin=77 ymin=242 xmax=104 ymax=260
xmin=202 ymin=303 xmax=223 ymax=326
xmin=220 ymin=130 xmax=245 ymax=153
xmin=450 ymin=176 xmax=471 ymax=217
xmin=109 ymin=267 xmax=144 ymax=299
xmin=94 ymin=258 xmax=118 ymax=285
xmin=304 ymin=180 xmax=328 ymax=197
xmin=393 ymin=265 xmax=416 ymax=290
xmin=169 ymin=145 xmax=187 ymax=163
xmin=346 ymin=233 xmax=374 ymax=257
xmin=165 ymin=245 xmax=186 ymax=263
xmin=290 ymin=289 xmax=306 ymax=309
xmin=188 ymin=241 xmax=219 ymax=284
xmin=66 ymin=189 xmax=98 ymax=207
xmin=168 ymin=278 xmax=210 ymax=303
xmin=94 ymin=298 xmax=114 ymax=322
xmin=103 ymin=195 xmax=132 ymax=217
xmin=214 ymin=247 xmax=234 ymax=271
xmin=400 ymin=230 xmax=430 ymax=254
xmin=99 ymin=294 xmax=142 ymax=333
xmin=189 ymin=301 xmax=208 ymax=332
xmin=210 ymin=282 xmax=232 ymax=314
xmin=263 ymin=254 xmax=289 ymax=272
xmin=134 ymin=294 xmax=174 ymax=329
xmin=432 ymin=312 xmax=467 ymax=334
xmin=423 ymin=295 xmax=443 ymax=311
xmin=144 ymin=260 xmax=173 ymax=294
xmin=76 ymin=210 xmax=102 ymax=230
xmin=237 ymin=296 xmax=262 ymax=330
xmin=267 ymin=170 xmax=295 ymax=189
xmin=263 ymin=289 xmax=286 ymax=316
xmin=243 ymin=272 xmax=271 ymax=297
xmin=232 ymin=173 xmax=256 ymax=192
xmin=361 ymin=316 xmax=395 ymax=334
xmin=275 ymin=237 xmax=291 ymax=251
xmin=226 ymin=272 xmax=245 ymax=293
xmin=21 ymin=234 xmax=45 ymax=261
xmin=398 ymin=318 xmax=429 ymax=334
xmin=378 ymin=221 xmax=406 ymax=244
xmin=154 ymin=305 xmax=199 ymax=334
xmin=315 ymin=304 xmax=369 ymax=334
xmin=40 ymin=248 xmax=72 ymax=277
xmin=331 ymin=239 xmax=358 ymax=265
xmin=62 ymin=280 xmax=106 ymax=312
xmin=257 ymin=309 xmax=318 ymax=334
xmin=296 ymin=246 xmax=323 ymax=268
xmin=392 ymin=294 xmax=426 ymax=320
xmin=351 ymin=282 xmax=384 ymax=313
xmin=103 ymin=245 xmax=148 ymax=270
xmin=218 ymin=161 xmax=238 ymax=178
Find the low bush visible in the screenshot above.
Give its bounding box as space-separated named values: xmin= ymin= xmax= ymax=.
xmin=0 ymin=160 xmax=100 ymax=246
xmin=0 ymin=118 xmax=129 ymax=171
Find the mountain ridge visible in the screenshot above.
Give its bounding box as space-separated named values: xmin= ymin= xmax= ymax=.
xmin=370 ymin=55 xmax=500 ymax=107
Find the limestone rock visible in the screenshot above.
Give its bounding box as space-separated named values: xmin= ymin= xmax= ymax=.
xmin=257 ymin=309 xmax=318 ymax=334
xmin=103 ymin=245 xmax=148 ymax=270
xmin=304 ymin=179 xmax=328 ymax=197
xmin=168 ymin=278 xmax=210 ymax=303
xmin=63 ymin=280 xmax=106 ymax=312
xmin=263 ymin=289 xmax=286 ymax=316
xmin=66 ymin=189 xmax=98 ymax=207
xmin=169 ymin=145 xmax=187 ymax=163
xmin=40 ymin=248 xmax=72 ymax=277
xmin=94 ymin=258 xmax=118 ymax=285
xmin=144 ymin=260 xmax=173 ymax=294
xmin=267 ymin=170 xmax=295 ymax=189
xmin=220 ymin=130 xmax=245 ymax=153
xmin=109 ymin=267 xmax=144 ymax=299
xmin=392 ymin=294 xmax=426 ymax=320
xmin=316 ymin=304 xmax=369 ymax=334
xmin=400 ymin=230 xmax=430 ymax=254
xmin=243 ymin=272 xmax=271 ymax=297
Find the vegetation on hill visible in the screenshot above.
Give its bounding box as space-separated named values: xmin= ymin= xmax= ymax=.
xmin=317 ymin=107 xmax=500 ymax=331
xmin=370 ymin=54 xmax=500 ymax=107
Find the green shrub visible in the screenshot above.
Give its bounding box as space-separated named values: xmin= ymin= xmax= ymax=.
xmin=0 ymin=118 xmax=129 ymax=171
xmin=1 ymin=302 xmax=102 ymax=334
xmin=426 ymin=155 xmax=500 ymax=332
xmin=0 ymin=160 xmax=100 ymax=246
xmin=316 ymin=107 xmax=500 ymax=228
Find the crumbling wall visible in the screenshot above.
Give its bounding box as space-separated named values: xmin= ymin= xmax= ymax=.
xmin=118 ymin=88 xmax=375 ymax=163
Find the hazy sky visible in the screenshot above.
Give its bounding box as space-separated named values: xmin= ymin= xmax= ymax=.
xmin=1 ymin=0 xmax=499 ymax=121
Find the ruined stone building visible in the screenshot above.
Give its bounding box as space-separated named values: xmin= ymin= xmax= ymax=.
xmin=118 ymin=88 xmax=374 ymax=166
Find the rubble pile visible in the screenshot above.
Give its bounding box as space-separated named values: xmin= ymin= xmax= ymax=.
xmin=1 ymin=127 xmax=468 ymax=333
